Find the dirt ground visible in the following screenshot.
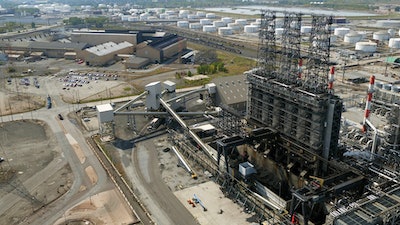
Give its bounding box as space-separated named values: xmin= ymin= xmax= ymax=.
xmin=0 ymin=120 xmax=72 ymax=225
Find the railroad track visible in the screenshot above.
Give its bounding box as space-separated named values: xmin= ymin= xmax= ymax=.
xmin=87 ymin=136 xmax=155 ymax=225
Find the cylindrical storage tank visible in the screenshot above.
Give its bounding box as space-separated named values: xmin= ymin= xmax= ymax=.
xmin=330 ymin=35 xmax=338 ymax=43
xmin=228 ymin=23 xmax=241 ymax=31
xmin=159 ymin=13 xmax=168 ymax=19
xmin=128 ymin=16 xmax=139 ymax=22
xmin=203 ymin=25 xmax=217 ymax=33
xmin=221 ymin=17 xmax=232 ymax=24
xmin=213 ymin=20 xmax=225 ymax=28
xmin=375 ymin=82 xmax=383 ymax=89
xmin=165 ymin=10 xmax=175 ymax=15
xmin=250 ymin=22 xmax=261 ymax=27
xmin=206 ymin=13 xmax=216 ymax=19
xmin=301 ymin=26 xmax=312 ymax=34
xmin=388 ymin=28 xmax=396 ymax=37
xmin=167 ymin=15 xmax=177 ymax=20
xmin=355 ymin=42 xmax=377 ymax=52
xmin=358 ymin=31 xmax=367 ymax=39
xmin=383 ymin=83 xmax=392 ymax=91
xmin=334 ymin=27 xmax=350 ymax=37
xmin=121 ymin=15 xmax=129 ymax=21
xmin=344 ymin=32 xmax=363 ymax=43
xmin=389 ymin=38 xmax=400 ymax=48
xmin=255 ymin=18 xmax=262 ymax=23
xmin=200 ymin=18 xmax=212 ymax=25
xmin=392 ymin=86 xmax=400 ymax=93
xmin=187 ymin=15 xmax=197 ymax=19
xmin=275 ymin=28 xmax=285 ymax=36
xmin=373 ymin=31 xmax=390 ymax=41
xmin=244 ymin=25 xmax=259 ymax=33
xmin=218 ymin=27 xmax=233 ymax=35
xmin=235 ymin=19 xmax=247 ymax=26
xmin=189 ymin=23 xmax=202 ymax=29
xmin=177 ymin=21 xmax=189 ymax=28
xmin=140 ymin=13 xmax=149 ymax=20
xmin=196 ymin=11 xmax=206 ymax=17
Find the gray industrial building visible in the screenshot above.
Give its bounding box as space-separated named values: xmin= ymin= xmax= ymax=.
xmin=71 ymin=29 xmax=138 ymax=46
xmin=212 ymin=75 xmax=247 ymax=114
xmin=78 ymin=41 xmax=134 ymax=66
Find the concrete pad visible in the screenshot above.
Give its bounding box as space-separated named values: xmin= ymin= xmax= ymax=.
xmin=174 ymin=181 xmax=257 ymax=225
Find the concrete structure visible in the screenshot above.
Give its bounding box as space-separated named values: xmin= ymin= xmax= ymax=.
xmin=96 ymin=103 xmax=114 ymax=123
xmin=145 ymin=81 xmax=162 ymax=110
xmin=79 ymin=41 xmax=134 ymax=66
xmin=71 ymin=30 xmax=138 ymax=46
xmin=136 ymin=34 xmax=187 ymax=63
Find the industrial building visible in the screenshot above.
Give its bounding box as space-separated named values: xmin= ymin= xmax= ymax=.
xmin=78 ymin=41 xmax=134 ymax=66
xmin=71 ymin=29 xmax=139 ymax=46
xmin=136 ymin=34 xmax=187 ymax=63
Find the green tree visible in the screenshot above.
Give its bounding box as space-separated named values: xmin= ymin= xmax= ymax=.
xmin=31 ymin=22 xmax=36 ymax=29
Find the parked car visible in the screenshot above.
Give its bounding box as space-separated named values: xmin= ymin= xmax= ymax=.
xmin=58 ymin=114 xmax=64 ymax=120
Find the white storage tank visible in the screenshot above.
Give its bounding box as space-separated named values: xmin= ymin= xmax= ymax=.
xmin=235 ymin=19 xmax=247 ymax=26
xmin=334 ymin=27 xmax=350 ymax=37
xmin=165 ymin=10 xmax=175 ymax=15
xmin=196 ymin=11 xmax=206 ymax=17
xmin=206 ymin=13 xmax=216 ymax=19
xmin=200 ymin=18 xmax=212 ymax=25
xmin=159 ymin=13 xmax=168 ymax=19
xmin=127 ymin=16 xmax=139 ymax=22
xmin=177 ymin=21 xmax=189 ymax=28
xmin=187 ymin=15 xmax=197 ymax=19
xmin=251 ymin=22 xmax=261 ymax=27
xmin=389 ymin=38 xmax=400 ymax=48
xmin=392 ymin=86 xmax=400 ymax=93
xmin=228 ymin=23 xmax=241 ymax=31
xmin=221 ymin=17 xmax=232 ymax=24
xmin=388 ymin=28 xmax=396 ymax=37
xmin=213 ymin=20 xmax=225 ymax=28
xmin=167 ymin=15 xmax=177 ymax=20
xmin=244 ymin=25 xmax=259 ymax=33
xmin=218 ymin=27 xmax=233 ymax=36
xmin=301 ymin=26 xmax=312 ymax=34
xmin=203 ymin=25 xmax=217 ymax=33
xmin=355 ymin=42 xmax=377 ymax=52
xmin=189 ymin=23 xmax=202 ymax=30
xmin=121 ymin=15 xmax=130 ymax=21
xmin=275 ymin=28 xmax=285 ymax=36
xmin=344 ymin=32 xmax=363 ymax=43
xmin=383 ymin=83 xmax=392 ymax=91
xmin=140 ymin=13 xmax=150 ymax=21
xmin=373 ymin=31 xmax=390 ymax=41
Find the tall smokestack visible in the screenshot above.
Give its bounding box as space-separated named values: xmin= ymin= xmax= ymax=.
xmin=362 ymin=75 xmax=375 ymax=132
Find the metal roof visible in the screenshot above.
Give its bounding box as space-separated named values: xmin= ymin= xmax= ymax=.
xmin=86 ymin=41 xmax=133 ymax=56
xmin=213 ymin=75 xmax=247 ymax=106
xmin=28 ymin=42 xmax=88 ymax=50
xmin=96 ymin=103 xmax=113 ymax=112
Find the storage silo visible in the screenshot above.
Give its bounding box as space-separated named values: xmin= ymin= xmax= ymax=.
xmin=177 ymin=21 xmax=189 ymax=28
xmin=203 ymin=25 xmax=217 ymax=33
xmin=165 ymin=10 xmax=175 ymax=15
xmin=140 ymin=13 xmax=150 ymax=20
xmin=301 ymin=26 xmax=312 ymax=34
xmin=189 ymin=23 xmax=202 ymax=30
xmin=200 ymin=19 xmax=212 ymax=25
xmin=389 ymin=38 xmax=400 ymax=48
xmin=344 ymin=32 xmax=363 ymax=43
xmin=235 ymin=19 xmax=247 ymax=26
xmin=213 ymin=20 xmax=225 ymax=28
xmin=388 ymin=28 xmax=396 ymax=37
xmin=334 ymin=27 xmax=350 ymax=37
xmin=244 ymin=25 xmax=259 ymax=33
xmin=218 ymin=27 xmax=233 ymax=36
xmin=355 ymin=42 xmax=377 ymax=53
xmin=167 ymin=15 xmax=177 ymax=20
xmin=128 ymin=16 xmax=139 ymax=22
xmin=206 ymin=13 xmax=216 ymax=19
xmin=228 ymin=23 xmax=241 ymax=31
xmin=221 ymin=17 xmax=232 ymax=24
xmin=196 ymin=11 xmax=206 ymax=17
xmin=275 ymin=28 xmax=285 ymax=37
xmin=373 ymin=31 xmax=390 ymax=41
xmin=121 ymin=15 xmax=130 ymax=21
xmin=187 ymin=15 xmax=197 ymax=19
xmin=159 ymin=13 xmax=168 ymax=19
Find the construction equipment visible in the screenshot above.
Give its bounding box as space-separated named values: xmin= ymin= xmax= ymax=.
xmin=193 ymin=194 xmax=207 ymax=211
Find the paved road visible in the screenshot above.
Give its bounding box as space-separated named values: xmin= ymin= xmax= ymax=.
xmin=131 ymin=139 xmax=199 ymax=225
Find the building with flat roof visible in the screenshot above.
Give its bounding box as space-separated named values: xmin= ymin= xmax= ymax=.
xmin=78 ymin=41 xmax=134 ymax=66
xmin=71 ymin=29 xmax=139 ymax=46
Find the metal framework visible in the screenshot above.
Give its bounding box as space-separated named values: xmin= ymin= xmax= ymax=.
xmin=257 ymin=10 xmax=277 ymax=78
